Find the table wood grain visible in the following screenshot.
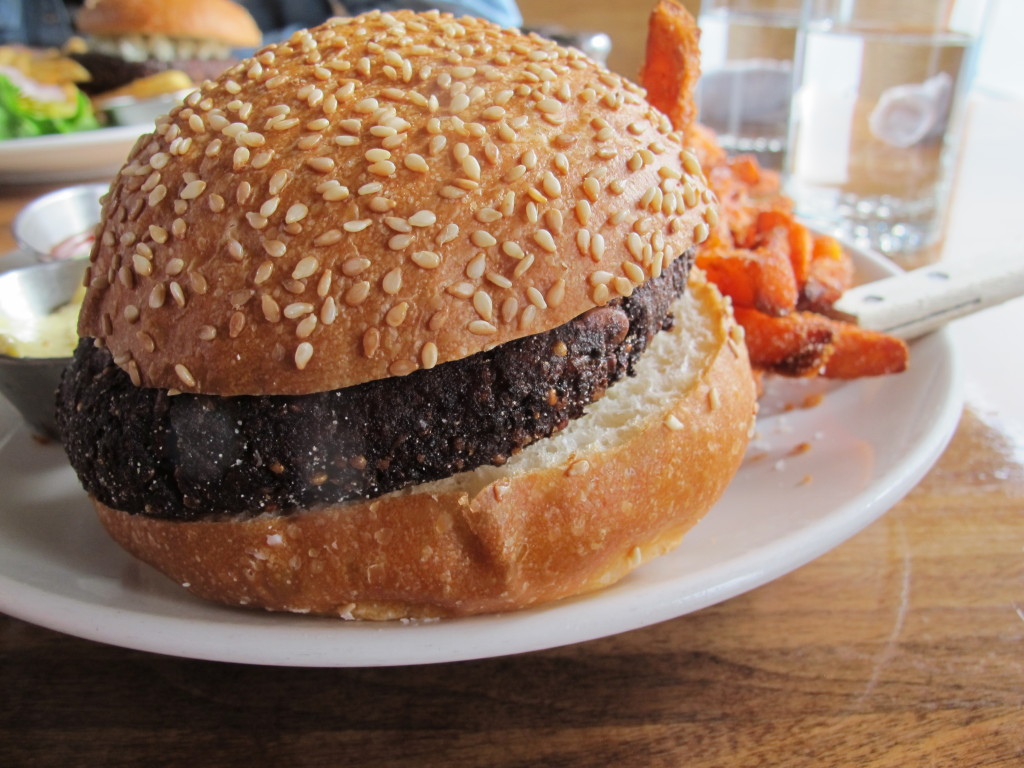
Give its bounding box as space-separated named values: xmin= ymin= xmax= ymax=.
xmin=1 ymin=3 xmax=1022 ymax=766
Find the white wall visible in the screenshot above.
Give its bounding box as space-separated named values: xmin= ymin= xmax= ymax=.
xmin=975 ymin=0 xmax=1024 ymax=99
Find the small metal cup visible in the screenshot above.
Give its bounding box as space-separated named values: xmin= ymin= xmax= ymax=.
xmin=11 ymin=184 xmax=106 ymax=262
xmin=0 ymin=260 xmax=88 ymax=440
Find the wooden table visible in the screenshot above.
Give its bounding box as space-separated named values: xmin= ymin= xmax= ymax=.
xmin=1 ymin=5 xmax=1022 ymax=766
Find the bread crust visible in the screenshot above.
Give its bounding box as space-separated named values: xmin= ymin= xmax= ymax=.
xmin=76 ymin=0 xmax=262 ymax=48
xmin=92 ymin=274 xmax=756 ymax=619
xmin=78 ymin=10 xmax=716 ymax=396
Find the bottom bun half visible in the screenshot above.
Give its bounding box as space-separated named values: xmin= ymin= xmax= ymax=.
xmin=94 ymin=272 xmax=758 ymax=619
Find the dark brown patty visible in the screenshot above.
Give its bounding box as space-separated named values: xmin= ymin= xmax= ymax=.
xmin=58 ymin=252 xmax=691 ymax=522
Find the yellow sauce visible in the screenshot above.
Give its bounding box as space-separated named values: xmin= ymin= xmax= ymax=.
xmin=0 ymin=285 xmax=84 ymax=358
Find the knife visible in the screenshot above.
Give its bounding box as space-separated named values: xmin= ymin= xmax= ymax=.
xmin=829 ymin=257 xmax=1024 ymax=340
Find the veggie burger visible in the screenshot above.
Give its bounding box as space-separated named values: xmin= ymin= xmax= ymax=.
xmin=57 ymin=10 xmax=758 ymax=619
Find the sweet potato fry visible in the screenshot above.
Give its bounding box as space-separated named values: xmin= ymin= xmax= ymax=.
xmin=799 ymin=235 xmax=855 ymax=313
xmin=820 ymin=319 xmax=909 ymax=379
xmin=755 ymin=210 xmax=812 ymax=286
xmin=640 ymin=0 xmax=702 ymax=135
xmin=698 ymin=228 xmax=798 ymax=315
xmin=733 ymin=308 xmax=835 ymax=377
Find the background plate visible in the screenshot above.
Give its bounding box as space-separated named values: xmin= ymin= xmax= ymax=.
xmin=0 ymin=249 xmax=963 ymax=667
xmin=0 ymin=125 xmax=145 ymax=185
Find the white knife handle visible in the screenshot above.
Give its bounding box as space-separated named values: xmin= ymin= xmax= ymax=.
xmin=831 ymin=257 xmax=1024 ymax=340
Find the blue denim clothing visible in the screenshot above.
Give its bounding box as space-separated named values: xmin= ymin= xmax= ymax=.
xmin=0 ymin=0 xmax=524 ymax=48
xmin=245 ymin=1 xmax=522 ymax=44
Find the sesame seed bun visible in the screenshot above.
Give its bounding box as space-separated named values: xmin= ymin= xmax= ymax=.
xmin=75 ymin=0 xmax=262 ymax=49
xmin=78 ymin=9 xmax=717 ymax=396
xmin=92 ymin=271 xmax=757 ymax=618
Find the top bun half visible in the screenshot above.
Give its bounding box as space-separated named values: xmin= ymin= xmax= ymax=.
xmin=78 ymin=10 xmax=718 ymax=396
xmin=76 ymin=0 xmax=263 ymax=48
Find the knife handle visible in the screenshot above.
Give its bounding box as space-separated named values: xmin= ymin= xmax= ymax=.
xmin=831 ymin=257 xmax=1024 ymax=340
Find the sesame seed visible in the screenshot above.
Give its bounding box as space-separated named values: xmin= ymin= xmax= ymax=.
xmin=664 ymin=414 xmax=684 ymax=431
xmin=533 ymin=229 xmax=557 ymax=253
xmin=613 ymin=276 xmax=634 ymax=297
xmin=229 ymin=311 xmax=247 ymax=338
xmin=539 ymin=171 xmax=562 ymax=199
xmin=464 ymin=252 xmax=486 ymax=280
xmin=358 ymin=182 xmax=383 ymax=196
xmin=473 ymin=290 xmax=493 ymax=321
xmin=437 ymin=223 xmax=459 ymax=245
xmin=148 ymin=185 xmax=168 ymax=207
xmin=468 ymin=319 xmax=497 ymax=336
xmin=285 ymin=203 xmax=308 ymax=224
xmin=320 ymin=183 xmax=350 ymax=201
xmin=411 ymin=250 xmax=441 ymax=269
xmin=246 ymin=212 xmax=268 ymax=230
xmin=447 ymin=281 xmax=475 ymax=300
xmin=388 ymin=233 xmax=413 ymax=250
xmin=382 ymin=268 xmax=403 ymax=294
xmin=291 ymin=256 xmax=319 ymax=280
xmin=342 ymin=219 xmax=372 ymax=234
xmin=306 ymin=156 xmax=335 ymax=173
xmin=320 ymin=296 xmax=337 ymax=325
xmin=386 ymin=302 xmax=409 ymax=327
xmin=295 ymin=342 xmax=314 ymax=370
xmin=682 ymin=150 xmax=702 ymax=175
xmin=566 ymin=458 xmax=590 ymax=477
xmin=546 ymin=278 xmax=566 ymax=307
xmin=174 ymin=364 xmax=196 ymax=387
xmin=385 ymin=216 xmax=412 ymax=233
xmin=253 ymin=260 xmax=274 ymax=285
xmin=198 ymin=325 xmax=217 ymax=341
xmin=345 ymin=281 xmax=371 ymax=306
xmin=470 ymin=230 xmax=497 ymax=248
xmin=461 ymin=155 xmax=481 ymax=182
xmin=694 ymin=221 xmax=710 ymax=243
xmin=620 ymin=262 xmax=644 ymax=285
xmin=241 ymin=132 xmax=266 ymax=148
xmin=283 ymin=302 xmax=313 ymax=320
xmin=404 ymin=153 xmax=429 ymax=173
xmin=260 ymin=197 xmax=281 ymax=218
xmin=296 ymin=314 xmax=318 ymax=338
xmin=408 ymin=210 xmax=436 ymax=227
xmin=420 ymin=342 xmax=439 ymax=369
xmin=439 ymin=185 xmax=467 ymax=199
xmin=169 ymin=281 xmax=186 ymax=307
xmin=148 ymin=283 xmax=166 ymax=308
xmin=342 ymin=258 xmax=371 ymax=276
xmin=368 ymin=160 xmax=396 ymax=176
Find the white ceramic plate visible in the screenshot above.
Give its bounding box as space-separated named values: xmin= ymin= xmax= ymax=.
xmin=0 ymin=249 xmax=962 ymax=667
xmin=0 ymin=125 xmax=145 ymax=184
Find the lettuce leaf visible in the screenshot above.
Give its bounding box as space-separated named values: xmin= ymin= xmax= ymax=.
xmin=0 ymin=74 xmax=99 ymax=140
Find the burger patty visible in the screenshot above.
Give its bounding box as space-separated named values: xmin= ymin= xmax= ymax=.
xmin=58 ymin=251 xmax=692 ymax=522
